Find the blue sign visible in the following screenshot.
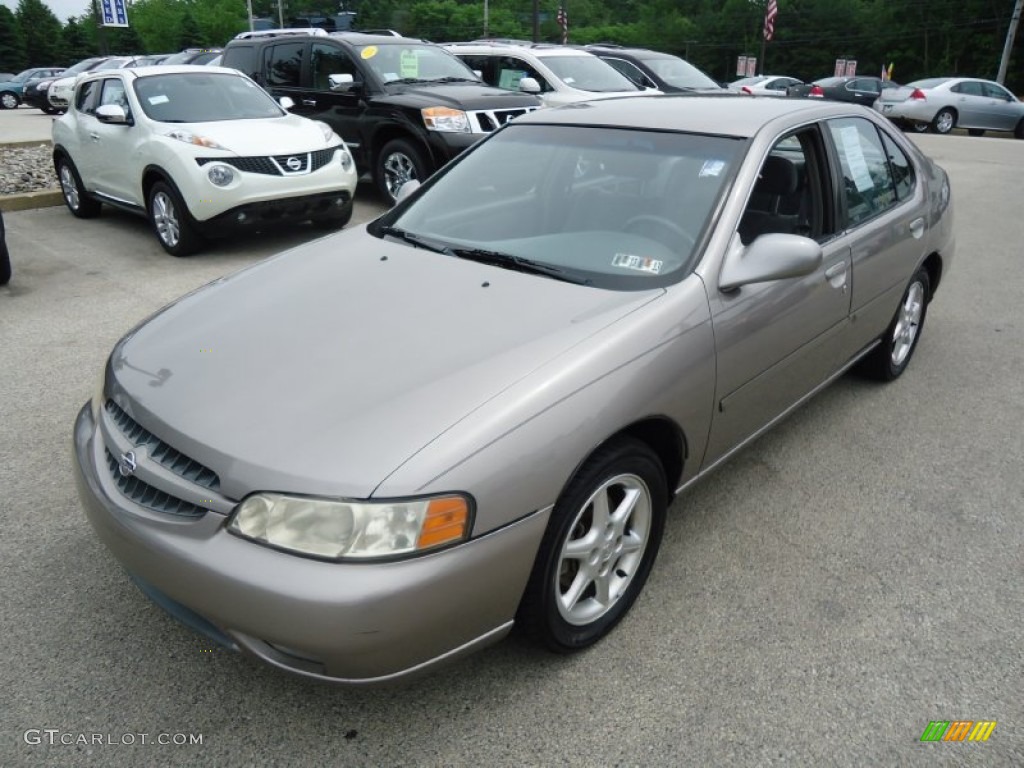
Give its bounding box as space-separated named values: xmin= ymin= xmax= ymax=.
xmin=100 ymin=0 xmax=129 ymax=27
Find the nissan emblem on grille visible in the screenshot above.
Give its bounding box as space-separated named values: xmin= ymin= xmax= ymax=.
xmin=118 ymin=451 xmax=137 ymax=477
xmin=286 ymin=156 xmax=302 ymax=171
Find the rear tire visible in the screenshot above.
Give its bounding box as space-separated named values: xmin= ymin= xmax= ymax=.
xmin=0 ymin=91 xmax=19 ymax=110
xmin=147 ymin=180 xmax=203 ymax=257
xmin=910 ymin=121 xmax=931 ymax=133
xmin=932 ymin=108 xmax=956 ymax=135
xmin=0 ymin=209 xmax=11 ymax=286
xmin=857 ymin=268 xmax=930 ymax=382
xmin=56 ymin=156 xmax=101 ymax=218
xmin=1015 ymin=118 xmax=1024 ymax=139
xmin=517 ymin=438 xmax=667 ymax=652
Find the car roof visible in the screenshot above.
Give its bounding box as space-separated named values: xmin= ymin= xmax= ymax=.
xmin=79 ymin=64 xmax=246 ymax=81
xmin=514 ymin=93 xmax=867 ymax=138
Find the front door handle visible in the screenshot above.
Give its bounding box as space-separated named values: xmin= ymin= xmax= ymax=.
xmin=89 ymin=132 xmax=100 ymax=141
xmin=302 ymin=99 xmax=317 ymax=106
xmin=909 ymin=217 xmax=925 ymax=239
xmin=824 ymin=261 xmax=848 ymax=290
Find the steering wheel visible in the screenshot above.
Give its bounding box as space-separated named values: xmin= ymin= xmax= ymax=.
xmin=624 ymin=214 xmax=696 ymax=252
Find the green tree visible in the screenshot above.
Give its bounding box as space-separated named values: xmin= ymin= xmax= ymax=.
xmin=16 ymin=0 xmax=65 ymax=66
xmin=61 ymin=17 xmax=96 ymax=64
xmin=178 ymin=11 xmax=202 ymax=48
xmin=0 ymin=4 xmax=28 ymax=71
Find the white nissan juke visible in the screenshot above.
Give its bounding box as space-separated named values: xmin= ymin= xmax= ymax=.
xmin=52 ymin=65 xmax=359 ymax=256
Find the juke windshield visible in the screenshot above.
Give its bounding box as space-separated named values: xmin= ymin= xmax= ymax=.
xmin=133 ymin=73 xmax=283 ymax=122
xmin=378 ymin=124 xmax=742 ymax=290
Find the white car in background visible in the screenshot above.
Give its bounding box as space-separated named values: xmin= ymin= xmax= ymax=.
xmin=52 ymin=66 xmax=358 ymax=256
xmin=445 ymin=42 xmax=654 ymax=107
xmin=874 ymin=76 xmax=1024 ymax=137
xmin=729 ymin=75 xmax=803 ymax=96
xmin=47 ymin=56 xmax=142 ymax=112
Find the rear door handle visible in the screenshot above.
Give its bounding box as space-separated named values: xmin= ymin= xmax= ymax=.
xmin=909 ymin=217 xmax=925 ymax=239
xmin=302 ymin=99 xmax=317 ymax=106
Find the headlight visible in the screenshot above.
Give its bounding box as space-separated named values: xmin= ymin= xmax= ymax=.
xmin=166 ymin=130 xmax=224 ymax=149
xmin=206 ymin=164 xmax=235 ymax=186
xmin=315 ymin=120 xmax=337 ymax=143
xmin=228 ymin=493 xmax=471 ymax=560
xmin=422 ymin=107 xmax=470 ymax=133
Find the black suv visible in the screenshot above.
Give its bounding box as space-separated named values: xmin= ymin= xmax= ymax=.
xmin=221 ymin=31 xmax=541 ymax=201
xmin=584 ymin=45 xmax=721 ymax=94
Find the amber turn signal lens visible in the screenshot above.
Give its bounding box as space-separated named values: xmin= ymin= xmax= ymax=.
xmin=416 ymin=497 xmax=469 ymax=549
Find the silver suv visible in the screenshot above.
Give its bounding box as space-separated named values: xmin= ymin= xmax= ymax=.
xmin=445 ymin=42 xmax=655 ymax=107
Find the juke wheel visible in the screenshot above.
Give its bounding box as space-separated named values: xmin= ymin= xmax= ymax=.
xmin=518 ymin=438 xmax=667 ymax=652
xmin=56 ymin=157 xmax=101 ymax=218
xmin=148 ymin=180 xmax=203 ymax=257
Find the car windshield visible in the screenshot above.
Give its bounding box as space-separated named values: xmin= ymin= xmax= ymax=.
xmin=379 ymin=123 xmax=741 ymax=290
xmin=94 ymin=57 xmax=132 ymax=71
xmin=65 ymin=58 xmax=106 ymax=76
xmin=639 ymin=55 xmax=719 ymax=89
xmin=13 ymin=69 xmax=36 ymax=83
xmin=357 ymin=43 xmax=478 ymax=83
xmin=133 ymin=72 xmax=283 ymax=122
xmin=543 ymin=55 xmax=639 ymax=92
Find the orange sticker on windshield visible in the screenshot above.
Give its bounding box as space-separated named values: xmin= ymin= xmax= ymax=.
xmin=361 ymin=46 xmax=378 ymax=59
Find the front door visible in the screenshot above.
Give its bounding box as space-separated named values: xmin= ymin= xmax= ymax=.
xmin=703 ymin=126 xmax=852 ymax=468
xmin=290 ymin=42 xmax=366 ymax=162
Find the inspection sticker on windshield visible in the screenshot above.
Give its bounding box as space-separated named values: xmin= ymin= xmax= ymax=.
xmin=148 ymin=94 xmax=169 ymax=105
xmin=612 ymin=253 xmax=662 ymax=274
xmin=699 ymin=159 xmax=726 ymax=178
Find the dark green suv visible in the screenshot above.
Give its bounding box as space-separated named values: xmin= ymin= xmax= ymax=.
xmin=221 ymin=30 xmax=541 ymax=201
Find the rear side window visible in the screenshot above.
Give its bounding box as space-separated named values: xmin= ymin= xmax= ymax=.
xmin=265 ymin=42 xmax=305 ymax=87
xmin=221 ymin=45 xmax=257 ymax=79
xmin=879 ymin=131 xmax=915 ymax=202
xmin=826 ymin=117 xmax=897 ymax=228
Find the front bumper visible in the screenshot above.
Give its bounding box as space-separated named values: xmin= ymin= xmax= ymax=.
xmin=192 ymin=191 xmax=353 ymax=236
xmin=22 ymin=89 xmax=50 ymax=109
xmin=72 ymin=403 xmax=548 ymax=684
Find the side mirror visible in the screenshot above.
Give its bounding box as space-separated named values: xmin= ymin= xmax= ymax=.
xmin=393 ymin=180 xmax=420 ymax=205
xmin=95 ymin=104 xmax=129 ymax=124
xmin=329 ymin=73 xmax=355 ymax=92
xmin=279 ymin=96 xmax=295 ymax=110
xmin=518 ymin=77 xmax=541 ymax=94
xmin=719 ymin=233 xmax=823 ymax=292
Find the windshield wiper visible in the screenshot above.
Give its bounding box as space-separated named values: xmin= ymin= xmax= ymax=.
xmin=378 ymin=225 xmax=452 ymax=254
xmin=386 ymin=77 xmax=429 ymax=85
xmin=429 ymin=76 xmax=479 ymax=83
xmin=448 ymin=247 xmax=591 ymax=285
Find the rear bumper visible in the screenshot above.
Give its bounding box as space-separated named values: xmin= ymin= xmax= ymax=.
xmin=879 ymin=101 xmax=935 ymax=124
xmin=72 ymin=402 xmax=548 ymax=684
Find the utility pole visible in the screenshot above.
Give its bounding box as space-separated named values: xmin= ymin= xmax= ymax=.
xmin=278 ymin=0 xmax=285 ymax=29
xmin=997 ymin=0 xmax=1023 ymax=84
xmin=532 ymin=0 xmax=539 ymax=42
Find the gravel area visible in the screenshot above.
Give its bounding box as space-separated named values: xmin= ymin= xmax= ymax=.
xmin=0 ymin=143 xmax=57 ymax=195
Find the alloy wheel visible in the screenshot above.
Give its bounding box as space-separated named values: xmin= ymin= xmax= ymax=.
xmin=383 ymin=152 xmax=417 ymax=199
xmin=555 ymin=473 xmax=652 ymax=626
xmin=0 ymin=92 xmax=17 ymax=109
xmin=151 ymin=191 xmax=180 ymax=248
xmin=891 ymin=281 xmax=924 ymax=367
xmin=936 ymin=111 xmax=954 ymax=134
xmin=59 ymin=164 xmax=80 ymax=210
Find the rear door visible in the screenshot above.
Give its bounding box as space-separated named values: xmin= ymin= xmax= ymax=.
xmin=260 ymin=40 xmax=307 ymax=106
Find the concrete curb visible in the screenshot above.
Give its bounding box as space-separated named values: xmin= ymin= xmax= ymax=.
xmin=0 ymin=190 xmax=64 ymax=211
xmin=2 ymin=139 xmax=53 ymax=149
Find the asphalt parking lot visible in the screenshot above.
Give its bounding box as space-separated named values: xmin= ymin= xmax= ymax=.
xmin=1 ymin=133 xmax=1022 ymax=767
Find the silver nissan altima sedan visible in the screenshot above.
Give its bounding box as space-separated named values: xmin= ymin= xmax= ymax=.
xmin=73 ymin=95 xmax=955 ymax=685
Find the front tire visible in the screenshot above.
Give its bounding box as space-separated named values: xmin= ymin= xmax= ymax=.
xmin=0 ymin=91 xmax=19 ymax=110
xmin=56 ymin=156 xmax=101 ymax=218
xmin=375 ymin=138 xmax=428 ymax=203
xmin=518 ymin=438 xmax=667 ymax=652
xmin=932 ymin=108 xmax=956 ymax=135
xmin=858 ymin=268 xmax=930 ymax=381
xmin=910 ymin=120 xmax=931 ymax=133
xmin=147 ymin=180 xmax=203 ymax=257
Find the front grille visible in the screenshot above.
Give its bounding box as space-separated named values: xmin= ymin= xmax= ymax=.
xmin=104 ymin=400 xmax=220 ymax=490
xmin=105 ymin=451 xmax=208 ymax=518
xmin=195 ymin=146 xmax=342 ymax=176
xmin=469 ymin=107 xmax=538 ymax=133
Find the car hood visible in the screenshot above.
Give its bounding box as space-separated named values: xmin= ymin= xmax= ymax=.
xmin=109 ymin=229 xmax=662 ymax=500
xmin=156 ymin=114 xmax=337 ymax=155
xmin=379 ymin=81 xmax=540 ymax=110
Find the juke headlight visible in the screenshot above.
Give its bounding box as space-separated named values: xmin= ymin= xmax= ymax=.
xmin=228 ymin=492 xmax=472 ymax=560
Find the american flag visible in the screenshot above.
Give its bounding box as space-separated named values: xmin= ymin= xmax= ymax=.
xmin=763 ymin=0 xmax=778 ymax=42
xmin=557 ymin=6 xmax=568 ymax=45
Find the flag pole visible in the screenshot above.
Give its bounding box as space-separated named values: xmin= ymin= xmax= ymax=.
xmin=760 ymin=32 xmax=766 ymax=75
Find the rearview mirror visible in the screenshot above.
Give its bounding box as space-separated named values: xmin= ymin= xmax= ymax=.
xmin=329 ymin=73 xmax=355 ymax=92
xmin=518 ymin=77 xmax=541 ymax=94
xmin=719 ymin=233 xmax=823 ymax=292
xmin=95 ymin=104 xmax=129 ymax=125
